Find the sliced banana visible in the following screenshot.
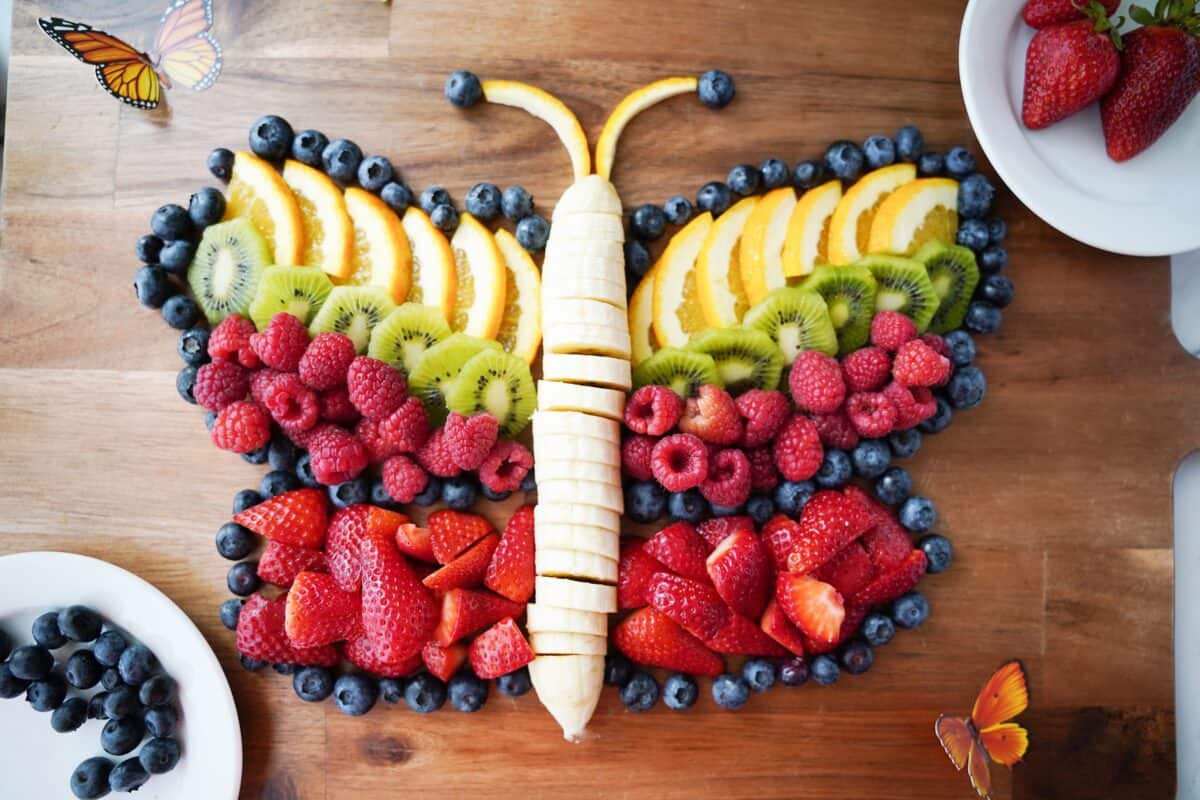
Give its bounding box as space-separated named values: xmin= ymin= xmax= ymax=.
xmin=529 ymin=435 xmax=619 ymax=465
xmin=536 ymin=548 xmax=619 ymax=583
xmin=536 ymin=380 xmax=625 ymax=421
xmin=535 ymin=576 xmax=618 ymax=614
xmin=536 ymin=478 xmax=624 ymax=512
xmin=549 ymin=212 xmax=625 ymax=243
xmin=534 ymin=523 xmax=620 ymax=560
xmin=533 ymin=458 xmax=622 ymax=486
xmin=542 ymin=252 xmax=627 ymax=283
xmin=529 ymin=655 xmax=604 ymax=743
xmin=543 ymin=323 xmax=632 ymax=358
xmin=526 ymin=603 xmax=609 ymax=636
xmin=541 ymin=353 xmax=632 ymax=390
xmin=534 ymin=502 xmax=621 ymax=533
xmin=540 ymin=297 xmax=628 ymax=332
xmin=553 ymin=175 xmax=622 ymax=218
xmin=543 ymin=237 xmax=625 ymax=266
xmin=531 ymin=631 xmax=608 ymax=656
xmin=532 ymin=410 xmax=621 ymax=443
xmin=541 ymin=273 xmax=628 ymax=310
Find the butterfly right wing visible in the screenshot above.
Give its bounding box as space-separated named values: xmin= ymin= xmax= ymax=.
xmin=972 ymin=660 xmax=1029 ymax=731
xmin=979 ymin=721 xmax=1029 ymax=767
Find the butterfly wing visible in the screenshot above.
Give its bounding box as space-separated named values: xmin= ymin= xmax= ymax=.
xmin=154 ymin=0 xmax=222 ymax=91
xmin=38 ymin=18 xmax=160 ymax=109
xmin=966 ymin=738 xmax=994 ymax=799
xmin=96 ymin=62 xmax=161 ymax=108
xmin=978 ymin=721 xmax=1029 ymax=767
xmin=971 ymin=660 xmax=1028 ymax=730
xmin=934 ymin=715 xmax=973 ymax=771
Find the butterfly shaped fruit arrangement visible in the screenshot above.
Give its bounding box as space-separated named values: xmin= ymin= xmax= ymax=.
xmin=39 ymin=0 xmax=222 ymax=109
xmin=936 ymin=660 xmax=1030 ymax=798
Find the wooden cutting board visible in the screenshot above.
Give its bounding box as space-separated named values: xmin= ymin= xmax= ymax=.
xmin=0 ymin=1 xmax=1185 ymax=797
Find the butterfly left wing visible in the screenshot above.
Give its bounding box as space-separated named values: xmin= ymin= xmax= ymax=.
xmin=934 ymin=715 xmax=973 ymax=770
xmin=966 ymin=738 xmax=994 ymax=799
xmin=39 ymin=17 xmax=160 ymax=109
xmin=979 ymin=721 xmax=1029 ymax=767
xmin=154 ymin=0 xmax=222 ymax=91
xmin=972 ymin=660 xmax=1029 ymax=731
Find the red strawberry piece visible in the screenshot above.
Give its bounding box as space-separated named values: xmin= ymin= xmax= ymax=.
xmin=318 ymin=386 xmax=360 ymax=425
xmin=735 ymin=389 xmax=790 ymax=448
xmin=410 ymin=557 xmax=437 ymax=581
xmin=381 ymin=454 xmax=429 ymax=504
xmin=706 ymin=611 xmax=787 ymax=657
xmin=421 ymin=641 xmax=468 ymax=683
xmin=843 ymin=483 xmax=890 ymax=525
xmin=284 ymin=571 xmax=359 ymax=648
xmin=431 ymin=587 xmax=525 ymax=647
xmin=650 ymin=433 xmax=709 ymax=492
xmin=1023 ymin=10 xmax=1122 ymax=129
xmin=394 ymin=523 xmax=436 ymax=563
xmin=346 ymin=356 xmax=407 ymax=420
xmin=759 ymin=596 xmax=807 ymax=656
xmin=869 ymin=310 xmax=918 ymax=352
xmin=422 ymin=533 xmax=499 ymax=593
xmin=443 ymin=411 xmax=500 ymax=470
xmin=233 ymin=488 xmax=328 ymax=550
xmin=775 ymin=573 xmax=845 ymax=647
xmin=298 ymin=332 xmax=356 ymax=391
xmin=700 ymin=447 xmax=752 ymax=507
xmin=378 ymin=396 xmax=429 ymax=453
xmin=860 ymin=518 xmax=915 ymax=573
xmin=705 ymin=527 xmax=771 ymax=619
xmin=788 ymin=351 xmax=846 ymax=414
xmin=621 ymin=434 xmax=658 ymax=482
xmin=785 ymin=490 xmax=876 ymax=574
xmin=617 ymin=537 xmax=664 ymax=610
xmin=211 ymin=400 xmax=271 ymax=454
xmin=359 ymin=535 xmax=438 ymax=662
xmin=892 ymin=340 xmax=951 ymax=388
xmin=881 ymin=381 xmax=922 ymax=430
xmin=696 ymin=515 xmax=755 ymax=550
xmin=643 ymin=521 xmax=712 ymax=582
xmin=248 ymin=368 xmax=279 ymax=406
xmin=1024 ymin=0 xmax=1118 ymax=28
xmin=428 ymin=509 xmax=495 ymax=563
xmin=355 ymin=417 xmax=401 ymax=464
xmin=257 ymin=540 xmax=326 ymax=588
xmin=746 ymin=446 xmax=779 ymax=493
xmin=852 ymin=549 xmax=928 ymax=607
xmin=761 ymin=514 xmax=804 ymax=573
xmin=841 ymin=346 xmax=892 ymax=393
xmin=844 ymin=391 xmax=899 ymax=439
xmin=342 ymin=632 xmax=422 ymax=678
xmin=773 ymin=413 xmax=824 ymax=482
xmin=803 ymin=602 xmax=867 ymax=655
xmin=677 ymin=384 xmax=743 ymax=445
xmin=478 ymin=439 xmax=533 ymax=494
xmin=249 ymin=313 xmax=310 ymax=372
xmin=468 ymin=617 xmax=535 ymax=680
xmin=207 ymin=315 xmax=260 ymax=368
xmin=625 ymin=384 xmax=684 ymax=436
xmin=646 ymin=571 xmax=730 ymax=641
xmin=484 ymin=504 xmax=535 ymax=603
xmin=810 ymin=409 xmax=860 ymax=450
xmin=324 ymin=504 xmax=409 ymax=591
xmin=236 ymin=593 xmax=339 ymax=667
xmin=612 ymin=607 xmax=724 ymax=677
xmin=193 ymin=360 xmax=250 ymax=412
xmin=307 ymin=425 xmax=369 ymax=485
xmin=815 ymin=542 xmax=876 ymax=598
xmin=415 ymin=427 xmax=461 ymax=478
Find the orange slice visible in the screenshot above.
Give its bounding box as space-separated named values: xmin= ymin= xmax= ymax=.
xmin=281 ymin=159 xmax=354 ymax=279
xmin=738 ymin=187 xmax=797 ymax=306
xmin=826 ymin=164 xmax=916 ymax=265
xmin=493 ymin=228 xmax=542 ymax=363
xmin=343 ymin=187 xmax=412 ymax=304
xmin=448 ymin=213 xmax=506 ymax=339
xmin=401 ymin=207 xmax=457 ymax=325
xmin=223 ymin=151 xmax=304 ymax=265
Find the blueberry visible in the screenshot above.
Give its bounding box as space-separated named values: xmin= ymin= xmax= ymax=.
xmin=519 ymin=469 xmax=537 ymax=493
xmin=151 ymin=204 xmax=193 ymax=241
xmin=227 ymin=561 xmax=261 ymax=596
xmin=711 ymin=673 xmax=751 ymax=709
xmin=291 ymin=129 xmax=328 ymax=167
xmin=379 ymin=677 xmax=405 ymax=704
xmin=958 ymin=173 xmax=995 ymax=219
xmin=497 ymin=667 xmax=532 ymax=697
xmin=979 ymin=274 xmax=1013 ymax=308
xmin=779 ymin=656 xmax=809 ymax=686
xmin=232 ymin=488 xmax=263 ymax=514
xmin=887 ymin=429 xmax=921 ymax=459
xmin=626 ymin=480 xmax=667 ymax=523
xmin=947 ymin=364 xmax=987 ymax=409
xmin=774 ymin=480 xmax=815 ymax=517
xmin=662 ymin=673 xmax=698 ymax=710
xmin=727 ymin=164 xmax=761 ymax=197
xmin=815 ymin=448 xmax=852 ymax=488
xmin=134 ymin=265 xmax=171 ymax=308
xmin=631 ymin=203 xmax=667 ymax=240
xmin=746 ymin=494 xmax=776 ymax=526
xmin=696 ymin=181 xmax=732 ymax=216
xmin=329 ymin=477 xmax=370 ymax=508
xmin=899 ymin=496 xmax=936 ymax=532
xmin=918 ymin=396 xmax=953 ymax=434
xmin=478 ymin=483 xmax=511 ymax=503
xmin=177 ymin=365 xmax=198 ymax=404
xmin=465 ymin=182 xmax=502 ymax=220
xmin=26 ymin=675 xmax=67 ymax=711
xmin=792 ymin=159 xmax=828 ymax=189
xmin=8 ymin=645 xmax=53 ymax=680
xmin=697 ymin=69 xmax=735 ymax=108
xmin=863 ymin=135 xmax=896 ymax=169
xmin=710 ymin=502 xmax=744 ymax=517
xmin=240 ymin=654 xmax=266 ymax=671
xmin=188 ymin=186 xmax=226 ymax=229
xmin=759 ymin=157 xmax=790 ymax=189
xmin=108 ymin=758 xmax=150 ymax=792
xmin=65 ymin=650 xmax=103 ymax=689
xmin=52 ymin=697 xmax=89 ymax=732
xmin=980 ymin=243 xmax=1009 ymax=274
xmin=956 ymin=218 xmax=990 ymax=252
xmin=602 ymin=654 xmax=634 ymax=688
xmin=892 ymin=591 xmax=929 ymax=628
xmin=620 ymin=671 xmax=659 ymax=711
xmin=117 ymin=644 xmax=158 ymax=686
xmin=144 ymin=705 xmax=178 ymax=738
xmin=824 ymin=140 xmax=865 ymax=182
xmin=293 ymin=666 xmax=334 ymax=702
xmin=138 ymin=674 xmax=176 ymax=707
xmin=625 ymin=240 xmax=652 ymax=280
xmin=663 ymin=194 xmax=693 ymax=226
xmin=242 ymin=444 xmax=270 ymax=465
xmin=515 ymin=213 xmax=550 ymax=252
xmin=176 ymin=328 xmax=210 ymax=366
xmin=370 ymin=477 xmax=399 ymax=508
xmin=71 ymin=757 xmax=114 ymax=799
xmin=840 ymin=640 xmax=874 ymax=675
xmin=214 ymin=524 xmax=255 ymax=562
xmin=249 ymin=114 xmax=293 ymax=161
xmin=404 ymin=673 xmax=446 ymax=713
xmin=159 ymin=239 xmax=196 ymax=275
xmin=204 ymin=411 xmax=218 ymax=431
xmin=294 ymin=454 xmax=318 ymax=488
xmin=261 ymin=469 xmax=300 ymax=498
xmin=945 ymin=147 xmax=977 ymax=179
xmin=917 ymin=151 xmax=945 ymax=177
xmin=0 ymin=663 xmax=29 ymax=699
xmin=420 ymin=186 xmax=452 ymax=215
xmin=875 ymin=466 xmax=913 ymax=506
xmin=448 ymin=673 xmax=488 ymax=712
xmin=334 ymin=674 xmax=378 ymax=716
xmin=101 ymin=716 xmax=144 ymax=755
xmin=139 ymin=737 xmax=181 ymax=775
xmin=501 ymin=185 xmax=534 ymax=220
xmin=895 ymin=126 xmax=924 ymax=162
xmin=33 ymin=611 xmax=67 ymax=648
xmin=851 ymin=439 xmax=891 ymax=478
xmin=101 ymin=668 xmax=124 ymax=691
xmin=272 ymin=663 xmax=297 ymax=675
xmin=267 ymin=435 xmax=299 ymax=471
xmin=742 ymin=658 xmax=777 ymax=692
xmin=0 ymin=629 xmax=9 ymax=661
xmin=964 ymin=301 xmax=1002 ymax=335
xmin=943 ymin=330 xmax=976 ymax=366
xmin=412 ymin=475 xmax=443 ymax=506
xmin=918 ymin=534 xmax=954 ymax=574
xmin=667 ymin=488 xmax=709 ymax=524
xmin=441 ymin=474 xmax=479 ymax=510
xmin=135 ymin=234 xmax=164 ymax=264
xmin=810 ymin=654 xmax=840 ymax=686
xmin=207 ymin=147 xmax=235 ymax=182
xmin=351 ymin=155 xmax=392 ymax=193
xmin=987 ymin=217 xmax=1007 ymax=244
xmin=380 ymin=181 xmax=414 ymax=215
xmin=430 ymin=203 xmax=459 ymax=233
xmin=162 ymin=294 xmax=200 ymax=329
xmin=445 ymin=69 xmax=483 ymax=107
xmin=861 ymin=613 xmax=896 ymax=647
xmin=322 ymin=139 xmax=363 ymax=182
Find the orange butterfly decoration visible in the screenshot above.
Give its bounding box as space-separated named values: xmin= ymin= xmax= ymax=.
xmin=39 ymin=0 xmax=222 ymax=110
xmin=935 ymin=660 xmax=1030 ymax=799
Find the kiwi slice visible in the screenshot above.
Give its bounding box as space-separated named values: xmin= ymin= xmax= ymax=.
xmin=798 ymin=265 xmax=878 ymax=355
xmin=187 ymin=217 xmax=270 ymax=325
xmin=248 ymin=265 xmax=334 ymax=331
xmin=913 ymin=241 xmax=980 ymax=334
xmin=308 ymin=286 xmax=397 ymax=353
xmin=742 ymin=287 xmax=839 ymax=364
xmin=631 ymin=347 xmax=722 ymax=398
xmin=686 ymin=328 xmax=784 ymax=394
xmin=408 ymin=333 xmax=502 ymax=426
xmin=367 ymin=303 xmax=454 ymax=376
xmin=858 ymin=254 xmax=939 ymax=332
xmin=445 ymin=348 xmax=537 ymax=438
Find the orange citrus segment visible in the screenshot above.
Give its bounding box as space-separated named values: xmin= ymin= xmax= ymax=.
xmin=223 ymin=151 xmax=304 ymax=265
xmin=594 ymin=76 xmax=698 ymax=180
xmin=448 ymin=213 xmax=506 ymax=339
xmin=401 ymin=208 xmax=456 ymax=325
xmin=493 ymin=228 xmax=542 ymax=363
xmin=827 ymin=164 xmax=916 ymax=265
xmin=481 ymin=80 xmax=591 ymax=180
xmin=696 ymin=197 xmax=759 ymax=328
xmin=782 ymin=180 xmax=843 ymax=278
xmin=867 ymin=178 xmax=960 ymax=256
xmin=739 ymin=187 xmax=797 ymax=306
xmin=651 ymin=212 xmax=713 ymax=348
xmin=629 ymin=267 xmax=657 ymax=366
xmin=343 ymin=187 xmax=412 ymax=304
xmin=281 ymin=159 xmax=354 ymax=279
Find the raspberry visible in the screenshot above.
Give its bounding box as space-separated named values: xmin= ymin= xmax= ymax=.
xmin=207 ymin=315 xmax=260 ymax=368
xmin=379 ymin=396 xmax=430 ymax=453
xmin=882 ymin=381 xmax=923 ymax=430
xmin=415 ymin=427 xmax=461 ymax=478
xmin=211 ymin=401 xmax=271 ymax=454
xmin=381 ymin=454 xmax=429 ymax=503
xmin=263 ymin=372 xmax=320 ymax=434
xmin=920 ymin=333 xmax=950 ymax=358
xmin=621 ymin=435 xmax=657 ymax=482
xmin=248 ymin=368 xmax=279 ymax=406
xmin=840 ymin=346 xmax=892 ymax=393
xmin=735 ymin=389 xmax=790 ymax=448
xmin=892 ymin=340 xmax=951 ymax=388
xmin=677 ymin=385 xmax=742 ymax=445
xmin=773 ymin=413 xmax=824 ymax=481
xmin=356 ymin=417 xmax=400 ymax=464
xmin=478 ymin=440 xmax=533 ymax=493
xmin=810 ymin=410 xmax=860 ymax=450
xmin=845 ymin=392 xmax=899 ymax=438
xmin=288 ymin=422 xmax=336 ymax=450
xmin=909 ymin=385 xmax=938 ymax=424
xmin=193 ymin=360 xmax=249 ymax=412
xmin=250 ymin=313 xmax=310 ymax=372
xmin=870 ymin=311 xmax=918 ymax=352
xmin=747 ymin=446 xmax=779 ymax=492
xmin=444 ymin=412 xmax=499 ymax=470
xmin=298 ymin=332 xmax=356 ymax=391
xmin=624 ymin=385 xmax=683 ymax=436
xmin=346 ymin=357 xmax=407 ymax=420
xmin=650 ymin=433 xmax=709 ymax=492
xmin=307 ymin=425 xmax=368 ymax=485
xmin=700 ymin=448 xmax=752 ymax=507
xmin=788 ymin=351 xmax=846 ymax=414
xmin=319 ymin=386 xmax=360 ymax=425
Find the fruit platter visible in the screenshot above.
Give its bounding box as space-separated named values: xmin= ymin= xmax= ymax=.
xmin=0 ymin=1 xmax=1191 ymax=797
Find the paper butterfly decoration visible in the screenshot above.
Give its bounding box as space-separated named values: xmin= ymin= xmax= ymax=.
xmin=935 ymin=660 xmax=1030 ymax=799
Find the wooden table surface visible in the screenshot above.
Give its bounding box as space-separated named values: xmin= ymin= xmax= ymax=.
xmin=0 ymin=1 xmax=1187 ymax=797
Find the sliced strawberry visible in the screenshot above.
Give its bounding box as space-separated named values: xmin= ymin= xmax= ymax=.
xmin=421 ymin=640 xmax=468 ymax=683
xmin=467 ymin=617 xmax=534 ymax=679
xmin=423 ymin=533 xmax=499 ymax=593
xmin=484 ymin=504 xmax=535 ymax=602
xmin=643 ymin=521 xmax=712 ymax=583
xmin=761 ymin=514 xmax=804 ymax=573
xmin=284 ymin=571 xmax=359 ymax=648
xmin=696 ymin=515 xmax=755 ymax=550
xmin=617 ymin=537 xmax=663 ymax=610
xmin=431 ymin=588 xmax=525 ymax=647
xmin=360 ymin=536 xmax=437 ymax=662
xmin=775 ymin=573 xmax=846 ymax=647
xmin=760 ymin=596 xmax=807 ymax=656
xmin=815 ymin=542 xmax=876 ymax=598
xmin=646 ymin=571 xmax=729 ymax=641
xmin=257 ymin=540 xmax=326 ymax=588
xmin=852 ymin=549 xmax=928 ymax=608
xmin=342 ymin=632 xmax=422 ymax=677
xmin=859 ymin=515 xmax=913 ymax=573
xmin=705 ymin=527 xmax=771 ymax=620
xmin=232 ymin=488 xmax=328 ymax=550
xmin=706 ymin=611 xmax=786 ymax=657
xmin=843 ymin=484 xmax=889 ymax=525
xmin=395 ymin=523 xmax=436 ymax=563
xmin=325 ymin=504 xmax=410 ymax=591
xmin=236 ymin=593 xmax=339 ymax=667
xmin=612 ymin=607 xmax=724 ymax=677
xmin=803 ymin=603 xmax=867 ymax=655
xmin=785 ymin=490 xmax=875 ymax=574
xmin=428 ymin=509 xmax=495 ymax=564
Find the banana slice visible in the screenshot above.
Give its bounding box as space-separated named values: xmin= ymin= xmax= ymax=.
xmin=526 ymin=603 xmax=609 ymax=636
xmin=529 ymin=655 xmax=604 ymax=743
xmin=543 ymin=323 xmax=632 ymax=358
xmin=549 ymin=212 xmax=625 ymax=243
xmin=542 ymin=253 xmax=627 ymax=285
xmin=530 ymin=435 xmax=619 ymax=465
xmin=532 ymin=410 xmax=621 ymax=443
xmin=536 ymin=478 xmax=624 ymax=512
xmin=541 ymin=274 xmax=628 ymax=310
xmin=536 ymin=548 xmax=619 ymax=583
xmin=531 ymin=631 xmax=608 ymax=656
xmin=540 ymin=298 xmax=628 ymax=332
xmin=553 ymin=175 xmax=622 ymax=218
xmin=535 ymin=576 xmax=618 ymax=614
xmin=536 ymin=380 xmax=625 ymax=421
xmin=532 ymin=458 xmax=622 ymax=486
xmin=541 ymin=353 xmax=632 ymax=391
xmin=543 ymin=238 xmax=625 ymax=266
xmin=534 ymin=523 xmax=620 ymax=560
xmin=534 ymin=502 xmax=621 ymax=532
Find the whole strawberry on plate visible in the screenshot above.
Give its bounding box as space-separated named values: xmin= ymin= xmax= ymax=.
xmin=1022 ymin=1 xmax=1124 ymax=129
xmin=1023 ymin=0 xmax=1119 ymax=29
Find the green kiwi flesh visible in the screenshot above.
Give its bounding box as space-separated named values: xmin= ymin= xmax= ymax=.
xmin=248 ymin=265 xmax=334 ymax=331
xmin=797 ymin=265 xmax=877 ymax=355
xmin=858 ymin=254 xmax=939 ymax=332
xmin=913 ymin=240 xmax=980 ymax=334
xmin=687 ymin=328 xmax=784 ymax=394
xmin=188 ymin=217 xmax=270 ymax=325
xmin=445 ymin=348 xmax=537 ymax=438
xmin=307 ymin=286 xmax=397 ymax=353
xmin=367 ymin=302 xmax=454 ymax=376
xmin=408 ymin=333 xmax=501 ymax=426
xmin=741 ymin=286 xmax=839 ymax=363
xmin=631 ymin=347 xmax=722 ymax=398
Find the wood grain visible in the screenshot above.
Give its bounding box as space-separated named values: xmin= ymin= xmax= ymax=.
xmin=0 ymin=0 xmax=1188 ymax=797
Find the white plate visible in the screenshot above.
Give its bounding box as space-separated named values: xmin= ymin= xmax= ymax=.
xmin=0 ymin=552 xmax=241 ymax=799
xmin=959 ymin=0 xmax=1200 ymax=256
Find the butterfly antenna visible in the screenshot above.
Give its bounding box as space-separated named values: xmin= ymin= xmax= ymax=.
xmin=473 ymin=78 xmax=591 ymax=180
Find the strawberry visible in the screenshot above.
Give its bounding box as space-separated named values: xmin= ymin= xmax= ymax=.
xmin=422 ymin=533 xmax=499 ymax=593
xmin=1024 ymin=0 xmax=1118 ymax=28
xmin=646 ymin=571 xmax=730 ymax=641
xmin=421 ymin=640 xmax=468 ymax=683
xmin=612 ymin=607 xmax=724 ymax=677
xmin=759 ymin=596 xmax=807 ymax=656
xmin=359 ymin=536 xmax=437 ymax=662
xmin=484 ymin=504 xmax=535 ymax=602
xmin=257 ymin=540 xmax=326 ymax=588
xmin=706 ymin=611 xmax=787 ymax=657
xmin=843 ymin=484 xmax=889 ymax=525
xmin=236 ymin=593 xmax=339 ymax=667
xmin=803 ymin=603 xmax=867 ymax=655
xmin=852 ymin=549 xmax=928 ymax=608
xmin=785 ymin=490 xmax=874 ymax=574
xmin=775 ymin=573 xmax=846 ymax=647
xmin=815 ymin=542 xmax=876 ymax=598
xmin=677 ymin=384 xmax=743 ymax=445
xmin=859 ymin=515 xmax=914 ymax=573
xmin=643 ymin=521 xmax=712 ymax=583
xmin=342 ymin=632 xmax=422 ymax=678
xmin=696 ymin=515 xmax=755 ymax=550
xmin=617 ymin=538 xmax=663 ymax=610
xmin=705 ymin=527 xmax=771 ymax=619
xmin=427 ymin=509 xmax=495 ymax=564
xmin=467 ymin=617 xmax=535 ymax=679
xmin=324 ymin=504 xmax=409 ymax=591
xmin=431 ymin=588 xmax=525 ymax=647
xmin=284 ymin=571 xmax=359 ymax=648
xmin=394 ymin=523 xmax=436 ymax=563
xmin=761 ymin=514 xmax=804 ymax=573
xmin=1022 ymin=4 xmax=1123 ymax=129
xmin=232 ymin=487 xmax=327 ymax=550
